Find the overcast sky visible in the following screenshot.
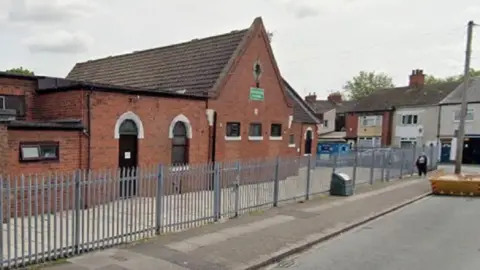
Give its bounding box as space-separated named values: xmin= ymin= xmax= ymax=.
xmin=0 ymin=0 xmax=479 ymax=99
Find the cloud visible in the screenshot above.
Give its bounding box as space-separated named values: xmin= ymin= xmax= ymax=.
xmin=24 ymin=30 xmax=93 ymax=54
xmin=270 ymin=0 xmax=321 ymax=19
xmin=290 ymin=4 xmax=320 ymax=19
xmin=8 ymin=0 xmax=96 ymax=24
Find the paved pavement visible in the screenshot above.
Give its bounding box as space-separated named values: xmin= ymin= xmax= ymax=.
xmin=41 ymin=173 xmax=431 ymax=270
xmin=268 ymin=195 xmax=480 ymax=270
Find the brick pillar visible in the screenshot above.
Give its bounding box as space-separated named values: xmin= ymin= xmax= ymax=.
xmin=0 ymin=109 xmax=16 ymax=223
xmin=0 ymin=123 xmax=7 ymax=176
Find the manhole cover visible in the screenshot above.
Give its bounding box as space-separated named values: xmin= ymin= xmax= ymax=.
xmin=276 ymin=259 xmax=295 ymax=268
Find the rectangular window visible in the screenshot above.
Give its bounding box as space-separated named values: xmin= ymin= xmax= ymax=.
xmin=19 ymin=142 xmax=59 ymax=162
xmin=0 ymin=95 xmax=26 ymax=116
xmin=226 ymin=122 xmax=241 ymax=137
xmin=361 ymin=116 xmax=379 ymax=127
xmin=323 ymin=120 xmax=328 ymax=128
xmin=454 ymin=108 xmax=474 ymax=121
xmin=401 ymin=114 xmax=419 ymax=125
xmin=270 ymin=123 xmax=282 ymax=137
xmin=400 ymin=138 xmax=417 ymax=148
xmin=249 ymin=123 xmax=262 ymax=137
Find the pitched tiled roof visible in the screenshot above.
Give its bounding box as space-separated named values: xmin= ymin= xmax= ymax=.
xmin=307 ymin=99 xmax=356 ymax=114
xmin=440 ymin=77 xmax=480 ymax=104
xmin=67 ymin=28 xmax=250 ymax=95
xmin=348 ymin=81 xmax=461 ymax=112
xmin=334 ymin=101 xmax=356 ymax=114
xmin=283 ymin=80 xmax=320 ymax=124
xmin=309 ymin=100 xmax=336 ymax=113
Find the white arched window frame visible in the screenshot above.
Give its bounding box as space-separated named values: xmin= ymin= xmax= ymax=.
xmin=168 ymin=114 xmax=193 ymax=139
xmin=114 ymin=111 xmax=145 ymax=139
xmin=304 ymin=127 xmax=313 ymax=139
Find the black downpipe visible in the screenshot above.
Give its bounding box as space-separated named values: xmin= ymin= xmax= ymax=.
xmin=211 ymin=111 xmax=217 ymax=164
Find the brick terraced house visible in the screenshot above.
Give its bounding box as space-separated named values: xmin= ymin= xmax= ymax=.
xmin=0 ymin=17 xmax=319 ymax=209
xmin=345 ymin=69 xmax=458 ymax=148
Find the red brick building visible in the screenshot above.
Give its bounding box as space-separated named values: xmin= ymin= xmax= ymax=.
xmin=0 ymin=17 xmax=318 ymax=177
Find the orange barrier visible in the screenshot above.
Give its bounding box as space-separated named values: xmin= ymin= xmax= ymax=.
xmin=429 ymin=169 xmax=480 ymax=196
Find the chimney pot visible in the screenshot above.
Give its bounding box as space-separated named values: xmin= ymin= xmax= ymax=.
xmin=305 ymin=93 xmax=317 ymax=103
xmin=327 ymin=92 xmax=343 ymax=104
xmin=409 ymin=69 xmax=425 ymax=88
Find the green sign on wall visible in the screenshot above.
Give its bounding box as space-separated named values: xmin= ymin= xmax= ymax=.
xmin=249 ymin=87 xmax=264 ymax=101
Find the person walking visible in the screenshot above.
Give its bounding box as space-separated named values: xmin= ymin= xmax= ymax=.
xmin=416 ymin=152 xmax=428 ymax=177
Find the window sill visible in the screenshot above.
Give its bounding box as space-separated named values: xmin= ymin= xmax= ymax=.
xmin=453 ymin=120 xmax=474 ymax=122
xmin=269 ymin=136 xmax=282 ymax=141
xmin=225 ymin=136 xmax=242 ymax=141
xmin=170 ymin=165 xmax=189 ymax=172
xmin=248 ymin=136 xmax=263 ymax=141
xmin=288 ymin=144 xmax=296 ymax=148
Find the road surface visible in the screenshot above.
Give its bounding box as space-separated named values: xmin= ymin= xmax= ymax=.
xmin=268 ymin=195 xmax=480 ymax=270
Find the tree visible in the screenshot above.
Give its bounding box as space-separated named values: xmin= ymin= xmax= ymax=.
xmin=5 ymin=67 xmax=34 ymax=76
xmin=425 ymin=68 xmax=480 ymax=84
xmin=343 ymin=71 xmax=395 ymax=100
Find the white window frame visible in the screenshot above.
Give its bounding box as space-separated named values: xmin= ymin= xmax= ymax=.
xmin=400 ymin=137 xmax=417 ymax=148
xmin=361 ymin=116 xmax=379 ymax=127
xmin=401 ymin=114 xmax=418 ymax=125
xmin=453 ymin=108 xmax=474 ymax=122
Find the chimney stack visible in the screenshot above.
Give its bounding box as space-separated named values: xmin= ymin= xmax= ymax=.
xmin=305 ymin=92 xmax=317 ymax=103
xmin=327 ymin=92 xmax=343 ymax=104
xmin=409 ymin=69 xmax=425 ymax=88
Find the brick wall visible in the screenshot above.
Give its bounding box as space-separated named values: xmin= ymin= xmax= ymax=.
xmin=345 ymin=113 xmax=358 ymax=138
xmin=8 ymin=129 xmax=83 ymax=175
xmin=5 ymin=129 xmax=82 ymax=220
xmin=208 ymin=21 xmax=294 ymax=162
xmin=87 ymin=91 xmax=209 ymax=170
xmin=0 ymin=77 xmax=36 ymax=120
xmin=33 ymin=91 xmax=85 ymax=121
xmin=381 ymin=111 xmax=393 ymax=146
xmin=0 ymin=124 xmax=7 ymax=175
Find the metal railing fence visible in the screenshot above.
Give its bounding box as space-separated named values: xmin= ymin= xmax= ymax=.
xmin=0 ymin=145 xmax=437 ymax=268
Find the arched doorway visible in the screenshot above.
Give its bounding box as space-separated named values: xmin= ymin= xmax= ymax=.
xmin=304 ymin=130 xmax=313 ymax=155
xmin=118 ymin=119 xmax=138 ymax=197
xmin=171 ymin=121 xmax=189 ymax=165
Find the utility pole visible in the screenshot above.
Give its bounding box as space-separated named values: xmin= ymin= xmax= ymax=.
xmin=454 ymin=20 xmax=475 ymax=174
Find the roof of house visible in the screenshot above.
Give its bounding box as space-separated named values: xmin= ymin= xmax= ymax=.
xmin=0 ymin=71 xmax=39 ymax=80
xmin=309 ymin=100 xmax=336 ymax=113
xmin=307 ymin=98 xmax=356 ymax=114
xmin=68 ymin=18 xmax=279 ymax=98
xmin=348 ymin=81 xmax=461 ymax=112
xmin=37 ymin=77 xmax=208 ymax=100
xmin=283 ymin=80 xmax=320 ymax=124
xmin=440 ymin=77 xmax=480 ymax=104
xmin=335 ymin=101 xmax=357 ymax=114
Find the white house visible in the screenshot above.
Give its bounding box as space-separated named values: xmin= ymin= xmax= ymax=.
xmin=390 ymin=71 xmax=460 ymax=150
xmin=438 ymin=77 xmax=480 ymax=163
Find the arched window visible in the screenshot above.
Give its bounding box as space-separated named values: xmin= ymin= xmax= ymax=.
xmin=171 ymin=122 xmax=189 ymax=165
xmin=305 ymin=130 xmax=313 ymax=155
xmin=119 ymin=119 xmax=138 ymax=136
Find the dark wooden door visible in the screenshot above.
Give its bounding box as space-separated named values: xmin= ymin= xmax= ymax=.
xmin=119 ymin=134 xmax=138 ymax=197
xmin=304 ymin=130 xmax=313 ymax=155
